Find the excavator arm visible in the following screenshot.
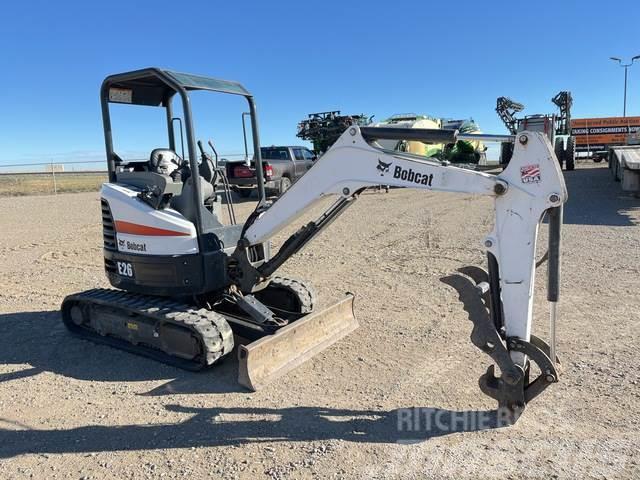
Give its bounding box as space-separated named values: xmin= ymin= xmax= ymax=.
xmin=234 ymin=126 xmax=567 ymax=421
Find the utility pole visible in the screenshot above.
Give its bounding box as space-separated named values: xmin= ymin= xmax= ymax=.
xmin=610 ymin=55 xmax=640 ymax=117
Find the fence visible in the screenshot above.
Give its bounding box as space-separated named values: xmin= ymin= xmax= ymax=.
xmin=0 ymin=160 xmax=106 ymax=196
xmin=0 ymin=154 xmax=248 ymax=197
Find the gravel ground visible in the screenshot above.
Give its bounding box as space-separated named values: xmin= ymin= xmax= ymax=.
xmin=0 ymin=163 xmax=638 ymax=479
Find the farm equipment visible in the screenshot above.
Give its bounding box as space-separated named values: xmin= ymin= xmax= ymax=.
xmin=370 ymin=114 xmax=489 ymax=164
xmin=299 ymin=112 xmax=488 ymax=165
xmin=62 ymin=68 xmax=567 ymax=422
xmin=297 ymin=111 xmax=372 ymax=154
xmin=495 ymin=97 xmax=524 ymax=167
xmin=497 ymin=91 xmax=575 ymax=170
xmin=371 ymin=114 xmax=446 ymax=157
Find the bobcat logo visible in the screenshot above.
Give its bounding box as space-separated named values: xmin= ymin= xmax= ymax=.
xmin=118 ymin=239 xmax=125 ymax=248
xmin=377 ymin=159 xmax=392 ymax=176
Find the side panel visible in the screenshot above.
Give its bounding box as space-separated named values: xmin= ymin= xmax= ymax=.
xmin=104 ymin=249 xmax=230 ymax=296
xmin=105 ymin=249 xmax=204 ymax=295
xmin=101 ymin=182 xmax=267 ymax=297
xmin=102 ymin=183 xmax=199 ymax=255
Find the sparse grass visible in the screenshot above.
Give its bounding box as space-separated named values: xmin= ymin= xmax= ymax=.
xmin=0 ymin=173 xmax=107 ymax=196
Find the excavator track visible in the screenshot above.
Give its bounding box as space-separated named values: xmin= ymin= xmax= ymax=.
xmin=254 ymin=276 xmax=317 ymax=316
xmin=61 ymin=288 xmax=234 ymax=371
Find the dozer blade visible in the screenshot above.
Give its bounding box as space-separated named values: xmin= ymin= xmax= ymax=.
xmin=238 ymin=294 xmax=357 ymax=391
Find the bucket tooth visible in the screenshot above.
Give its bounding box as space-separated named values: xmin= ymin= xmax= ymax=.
xmin=238 ymin=294 xmax=357 ymax=391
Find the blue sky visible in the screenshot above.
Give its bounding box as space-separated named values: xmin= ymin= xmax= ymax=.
xmin=1 ymin=0 xmax=639 ymax=165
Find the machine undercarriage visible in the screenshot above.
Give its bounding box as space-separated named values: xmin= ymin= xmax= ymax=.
xmin=62 ymin=276 xmax=353 ymax=387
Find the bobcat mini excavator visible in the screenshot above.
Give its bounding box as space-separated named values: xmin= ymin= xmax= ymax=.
xmin=62 ymin=68 xmax=567 ymax=422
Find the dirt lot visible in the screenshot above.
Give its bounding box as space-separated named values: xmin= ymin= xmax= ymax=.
xmin=0 ymin=164 xmax=638 ymax=479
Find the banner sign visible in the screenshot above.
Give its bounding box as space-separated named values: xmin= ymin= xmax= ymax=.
xmin=571 ymin=117 xmax=640 ymax=151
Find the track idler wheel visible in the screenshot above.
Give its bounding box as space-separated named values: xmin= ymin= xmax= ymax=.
xmin=69 ymin=305 xmax=85 ymax=326
xmin=253 ymin=276 xmax=317 ymax=318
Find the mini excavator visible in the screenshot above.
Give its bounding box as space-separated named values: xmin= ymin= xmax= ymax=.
xmin=62 ymin=68 xmax=567 ymax=422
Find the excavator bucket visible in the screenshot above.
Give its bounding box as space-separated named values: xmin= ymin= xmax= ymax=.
xmin=237 ymin=294 xmax=357 ymax=391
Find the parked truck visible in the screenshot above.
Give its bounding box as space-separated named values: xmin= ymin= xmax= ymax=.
xmin=226 ymin=146 xmax=316 ymax=198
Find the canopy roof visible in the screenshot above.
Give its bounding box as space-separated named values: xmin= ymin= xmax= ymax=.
xmin=102 ymin=67 xmax=251 ymax=106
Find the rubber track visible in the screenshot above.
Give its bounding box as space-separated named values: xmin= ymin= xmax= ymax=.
xmin=263 ymin=276 xmax=317 ymax=313
xmin=61 ymin=288 xmax=234 ymax=370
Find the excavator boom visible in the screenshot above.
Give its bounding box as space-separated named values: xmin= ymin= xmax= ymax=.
xmin=236 ymin=126 xmax=567 ymax=421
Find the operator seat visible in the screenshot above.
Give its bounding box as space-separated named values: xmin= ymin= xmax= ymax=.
xmin=164 ymin=153 xmax=214 ymax=225
xmin=147 ymin=148 xmax=215 ymax=225
xmin=116 ymin=149 xmax=184 ymax=209
xmin=149 ymin=148 xmax=181 ymax=176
